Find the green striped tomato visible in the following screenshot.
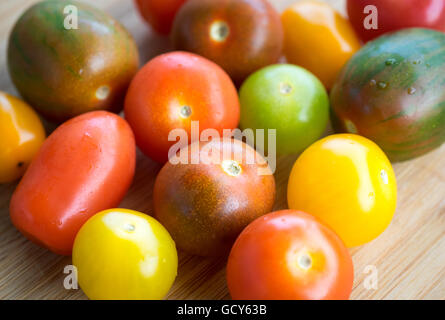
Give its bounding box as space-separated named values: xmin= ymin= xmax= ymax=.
xmin=7 ymin=0 xmax=139 ymax=121
xmin=330 ymin=28 xmax=445 ymax=162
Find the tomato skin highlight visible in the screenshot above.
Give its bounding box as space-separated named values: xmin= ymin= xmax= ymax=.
xmin=347 ymin=0 xmax=445 ymax=42
xmin=134 ymin=0 xmax=187 ymax=34
xmin=171 ymin=0 xmax=283 ymax=85
xmin=10 ymin=111 xmax=136 ymax=255
xmin=73 ymin=208 xmax=178 ymax=300
xmin=0 ymin=91 xmax=45 ymax=183
xmin=125 ymin=51 xmax=240 ymax=163
xmin=153 ymin=138 xmax=276 ymax=257
xmin=227 ymin=210 xmax=354 ymax=300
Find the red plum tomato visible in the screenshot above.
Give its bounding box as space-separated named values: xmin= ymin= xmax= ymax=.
xmin=9 ymin=111 xmax=136 ymax=255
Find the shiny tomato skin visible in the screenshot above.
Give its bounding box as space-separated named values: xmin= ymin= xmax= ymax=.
xmin=282 ymin=1 xmax=361 ymax=89
xmin=171 ymin=0 xmax=283 ymax=85
xmin=347 ymin=0 xmax=445 ymax=42
xmin=73 ymin=209 xmax=178 ymax=300
xmin=134 ymin=0 xmax=187 ymax=34
xmin=287 ymin=134 xmax=397 ymax=247
xmin=124 ymin=52 xmax=240 ymax=163
xmin=10 ymin=111 xmax=136 ymax=255
xmin=239 ymin=64 xmax=329 ymax=156
xmin=227 ymin=210 xmax=354 ymax=300
xmin=8 ymin=1 xmax=139 ymax=122
xmin=153 ymin=138 xmax=276 ymax=257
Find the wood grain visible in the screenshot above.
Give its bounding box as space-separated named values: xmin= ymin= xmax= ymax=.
xmin=0 ymin=0 xmax=444 ymax=300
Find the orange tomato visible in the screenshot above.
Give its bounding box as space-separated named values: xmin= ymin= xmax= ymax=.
xmin=227 ymin=210 xmax=354 ymax=300
xmin=281 ymin=1 xmax=361 ymax=89
xmin=287 ymin=134 xmax=397 ymax=247
xmin=0 ymin=92 xmax=45 ymax=183
xmin=10 ymin=111 xmax=136 ymax=255
xmin=124 ymin=51 xmax=240 ymax=163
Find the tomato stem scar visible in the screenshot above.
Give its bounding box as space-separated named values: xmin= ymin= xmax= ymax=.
xmin=180 ymin=105 xmax=192 ymax=118
xmin=124 ymin=223 xmax=135 ymax=232
xmin=279 ymin=82 xmax=293 ymax=95
xmin=96 ymin=85 xmax=110 ymax=100
xmin=210 ymin=21 xmax=230 ymax=42
xmin=298 ymin=253 xmax=312 ymax=270
xmin=222 ymin=160 xmax=242 ymax=177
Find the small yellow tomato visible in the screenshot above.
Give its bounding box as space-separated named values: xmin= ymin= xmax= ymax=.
xmin=281 ymin=1 xmax=361 ymax=89
xmin=287 ymin=134 xmax=397 ymax=247
xmin=73 ymin=209 xmax=178 ymax=300
xmin=0 ymin=91 xmax=45 ymax=183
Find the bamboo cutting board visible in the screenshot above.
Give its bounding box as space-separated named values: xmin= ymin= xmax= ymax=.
xmin=0 ymin=0 xmax=444 ymax=300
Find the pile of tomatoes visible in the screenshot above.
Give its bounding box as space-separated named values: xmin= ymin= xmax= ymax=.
xmin=1 ymin=0 xmax=444 ymax=300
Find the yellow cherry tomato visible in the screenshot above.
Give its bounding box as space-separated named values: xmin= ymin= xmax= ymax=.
xmin=0 ymin=91 xmax=45 ymax=183
xmin=73 ymin=209 xmax=178 ymax=300
xmin=281 ymin=1 xmax=361 ymax=89
xmin=287 ymin=134 xmax=397 ymax=247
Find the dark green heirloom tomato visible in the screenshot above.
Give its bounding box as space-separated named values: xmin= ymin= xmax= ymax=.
xmin=239 ymin=64 xmax=329 ymax=155
xmin=153 ymin=138 xmax=276 ymax=257
xmin=7 ymin=0 xmax=139 ymax=122
xmin=330 ymin=28 xmax=445 ymax=162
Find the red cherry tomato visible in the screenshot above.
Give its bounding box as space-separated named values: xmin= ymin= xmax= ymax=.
xmin=134 ymin=0 xmax=187 ymax=34
xmin=10 ymin=111 xmax=136 ymax=255
xmin=347 ymin=0 xmax=445 ymax=42
xmin=227 ymin=210 xmax=354 ymax=300
xmin=124 ymin=51 xmax=240 ymax=163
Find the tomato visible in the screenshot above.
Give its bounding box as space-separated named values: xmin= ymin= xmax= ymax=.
xmin=287 ymin=134 xmax=397 ymax=247
xmin=239 ymin=64 xmax=329 ymax=155
xmin=153 ymin=138 xmax=276 ymax=256
xmin=8 ymin=0 xmax=139 ymax=121
xmin=0 ymin=92 xmax=45 ymax=183
xmin=227 ymin=210 xmax=353 ymax=300
xmin=330 ymin=28 xmax=445 ymax=162
xmin=347 ymin=0 xmax=445 ymax=42
xmin=134 ymin=0 xmax=187 ymax=34
xmin=10 ymin=111 xmax=136 ymax=255
xmin=73 ymin=208 xmax=178 ymax=300
xmin=125 ymin=51 xmax=240 ymax=163
xmin=281 ymin=1 xmax=361 ymax=90
xmin=171 ymin=0 xmax=283 ymax=85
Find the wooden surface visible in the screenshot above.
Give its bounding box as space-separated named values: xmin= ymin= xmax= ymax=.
xmin=0 ymin=0 xmax=444 ymax=300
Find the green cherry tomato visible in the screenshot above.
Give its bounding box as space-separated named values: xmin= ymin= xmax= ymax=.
xmin=239 ymin=64 xmax=329 ymax=155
